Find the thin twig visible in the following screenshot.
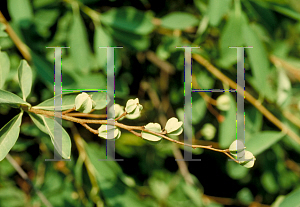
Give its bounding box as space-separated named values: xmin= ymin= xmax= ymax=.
xmin=115 ymin=112 xmax=127 ymax=121
xmin=5 ymin=154 xmax=53 ymax=207
xmin=81 ymin=123 xmax=98 ymax=134
xmin=269 ymin=55 xmax=300 ymax=82
xmin=62 ymin=107 xmax=75 ymax=115
xmin=28 ymin=108 xmax=234 ymax=159
xmin=0 ymin=11 xmax=31 ymax=61
xmin=67 ymin=113 xmax=107 ymax=119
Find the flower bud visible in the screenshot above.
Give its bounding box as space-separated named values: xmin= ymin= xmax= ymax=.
xmin=75 ymin=92 xmax=96 ymax=113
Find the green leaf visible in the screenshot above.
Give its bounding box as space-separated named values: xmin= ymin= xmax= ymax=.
xmin=142 ymin=123 xmax=162 ymax=142
xmin=218 ymin=11 xmax=247 ymax=67
xmin=277 ymin=69 xmax=291 ymax=108
xmin=226 ymin=159 xmax=249 ymax=180
xmin=0 ymin=23 xmax=8 ymax=37
xmin=237 ymin=188 xmax=254 ymax=205
xmin=0 ymin=89 xmax=30 ymax=108
xmin=0 ymin=50 xmax=10 ymax=89
xmin=0 ymin=112 xmax=23 ymax=161
xmin=34 ymin=9 xmax=60 ymax=37
xmin=28 ymin=112 xmax=48 ymax=133
xmin=101 ymin=7 xmax=154 ymax=35
xmin=245 ymin=131 xmax=285 ymax=156
xmin=0 ymin=187 xmax=26 ymax=206
xmin=278 ymin=187 xmax=300 ymax=207
xmin=207 ymin=0 xmax=231 ymax=26
xmin=242 ymin=22 xmax=273 ymax=100
xmin=261 ymin=171 xmax=279 ymax=194
xmin=94 ymin=25 xmax=114 ymax=69
xmin=192 ymin=93 xmax=207 ymax=124
xmin=33 ymin=92 xmax=107 ymax=111
xmin=17 ymin=60 xmax=32 ymax=101
xmin=161 ymin=12 xmax=199 ymax=30
xmin=68 ymin=13 xmax=93 ymax=72
xmin=218 ymin=94 xmax=236 ymax=148
xmin=85 ymin=142 xmax=147 ymax=206
xmin=7 ymin=0 xmax=33 ymax=23
xmin=40 ymin=115 xmax=71 ymax=159
xmin=108 ymin=27 xmax=150 ymax=51
xmin=271 ymin=4 xmax=300 ymax=21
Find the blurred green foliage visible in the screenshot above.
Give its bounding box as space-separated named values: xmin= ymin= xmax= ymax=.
xmin=1 ymin=0 xmax=300 ymax=206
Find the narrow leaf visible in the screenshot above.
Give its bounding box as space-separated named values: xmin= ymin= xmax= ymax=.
xmin=218 ymin=94 xmax=236 ymax=148
xmin=242 ymin=22 xmax=273 ymax=100
xmin=279 ymin=187 xmax=300 ymax=207
xmin=101 ymin=7 xmax=154 ymax=35
xmin=207 ymin=0 xmax=231 ymax=26
xmin=40 ymin=115 xmax=71 ymax=159
xmin=17 ymin=60 xmax=32 ymax=100
xmin=0 ymin=112 xmax=23 ymax=161
xmin=0 ymin=89 xmax=30 ymax=108
xmin=161 ymin=12 xmax=199 ymax=30
xmin=68 ymin=13 xmax=93 ymax=72
xmin=7 ymin=0 xmax=33 ymax=23
xmin=218 ymin=11 xmax=247 ymax=67
xmin=94 ymin=25 xmax=114 ymax=69
xmin=0 ymin=50 xmax=10 ymax=89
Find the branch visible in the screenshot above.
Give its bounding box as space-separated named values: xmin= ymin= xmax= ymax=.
xmin=28 ymin=107 xmax=235 ymax=161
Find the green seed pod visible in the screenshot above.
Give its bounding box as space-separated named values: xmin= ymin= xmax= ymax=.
xmin=75 ymin=92 xmax=96 ymax=113
xmin=98 ymin=119 xmax=121 ymax=140
xmin=165 ymin=117 xmax=183 ymax=136
xmin=125 ymin=98 xmax=143 ymax=119
xmin=239 ymin=150 xmax=256 ymax=168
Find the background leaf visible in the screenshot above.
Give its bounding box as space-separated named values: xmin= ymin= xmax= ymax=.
xmin=0 ymin=50 xmax=10 ymax=89
xmin=94 ymin=25 xmax=114 ymax=69
xmin=278 ymin=187 xmax=300 ymax=207
xmin=7 ymin=0 xmax=33 ymax=23
xmin=218 ymin=94 xmax=236 ymax=148
xmin=101 ymin=7 xmax=154 ymax=35
xmin=207 ymin=0 xmax=231 ymax=26
xmin=68 ymin=12 xmax=93 ymax=72
xmin=245 ymin=131 xmax=285 ymax=156
xmin=161 ymin=12 xmax=199 ymax=30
